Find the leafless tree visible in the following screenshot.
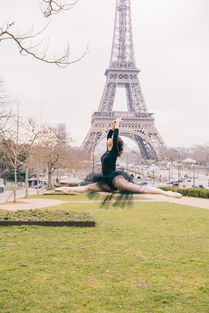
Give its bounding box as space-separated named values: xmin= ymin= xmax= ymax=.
xmin=191 ymin=145 xmax=209 ymax=166
xmin=33 ymin=126 xmax=71 ymax=189
xmin=0 ymin=112 xmax=42 ymax=202
xmin=65 ymin=147 xmax=90 ymax=177
xmin=163 ymin=145 xmax=209 ymax=167
xmin=162 ymin=148 xmax=180 ymax=162
xmin=0 ymin=81 xmax=12 ymax=135
xmin=0 ymin=1 xmax=86 ymax=67
xmin=21 ymin=120 xmax=43 ymax=198
xmin=31 ymin=126 xmax=91 ymax=189
xmin=28 ymin=145 xmax=48 ymax=194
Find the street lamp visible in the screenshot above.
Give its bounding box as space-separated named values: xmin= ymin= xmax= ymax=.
xmin=92 ymin=144 xmax=96 ymax=173
xmin=177 ymin=162 xmax=181 ymax=181
xmin=168 ymin=162 xmax=172 ymax=183
xmin=152 ymin=169 xmax=155 ymax=187
xmin=182 ymin=158 xmax=197 ymax=187
xmin=168 ymin=167 xmax=170 ymax=182
xmin=192 ymin=161 xmax=197 ymax=187
xmin=177 ymin=153 xmax=182 ymax=182
xmin=92 ymin=133 xmax=98 ymax=173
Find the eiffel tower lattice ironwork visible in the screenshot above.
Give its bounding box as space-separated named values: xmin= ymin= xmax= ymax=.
xmin=81 ymin=0 xmax=166 ymax=160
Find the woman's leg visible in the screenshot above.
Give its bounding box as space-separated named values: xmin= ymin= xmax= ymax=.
xmin=112 ymin=176 xmax=182 ymax=198
xmin=54 ymin=183 xmax=111 ymax=194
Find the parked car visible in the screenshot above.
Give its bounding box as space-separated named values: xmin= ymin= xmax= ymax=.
xmin=167 ymin=181 xmax=179 ymax=187
xmin=34 ymin=184 xmax=48 ymax=189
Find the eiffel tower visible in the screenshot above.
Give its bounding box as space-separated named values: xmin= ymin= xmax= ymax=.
xmin=81 ymin=0 xmax=166 ymax=160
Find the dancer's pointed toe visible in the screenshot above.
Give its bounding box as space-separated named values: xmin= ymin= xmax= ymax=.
xmin=54 ymin=187 xmax=69 ymax=194
xmin=42 ymin=190 xmax=55 ymax=195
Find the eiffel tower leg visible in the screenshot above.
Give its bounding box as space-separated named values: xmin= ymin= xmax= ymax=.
xmin=135 ymin=137 xmax=148 ymax=159
xmin=130 ymin=83 xmax=148 ymax=113
xmin=135 ymin=135 xmax=158 ymax=161
xmin=82 ymin=82 xmax=117 ymax=153
xmin=99 ymin=82 xmax=117 ymax=112
xmin=124 ymin=133 xmax=158 ymax=161
xmin=125 ymin=84 xmax=134 ymax=112
xmin=81 ymin=130 xmax=104 ymax=153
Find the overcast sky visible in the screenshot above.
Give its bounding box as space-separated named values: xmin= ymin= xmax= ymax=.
xmin=0 ymin=0 xmax=209 ymax=148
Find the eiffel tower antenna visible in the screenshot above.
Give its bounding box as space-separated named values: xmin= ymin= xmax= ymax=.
xmin=81 ymin=0 xmax=166 ymax=160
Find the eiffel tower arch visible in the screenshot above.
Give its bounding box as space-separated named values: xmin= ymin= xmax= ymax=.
xmin=81 ymin=0 xmax=166 ymax=161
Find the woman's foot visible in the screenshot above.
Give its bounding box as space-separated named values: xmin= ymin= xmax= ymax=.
xmin=165 ymin=191 xmax=182 ymax=199
xmin=54 ymin=187 xmax=74 ymax=194
xmin=42 ymin=190 xmax=56 ymax=195
xmin=42 ymin=189 xmax=65 ymax=195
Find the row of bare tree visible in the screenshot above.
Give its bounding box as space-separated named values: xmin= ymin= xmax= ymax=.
xmin=163 ymin=147 xmax=209 ymax=166
xmin=0 ymin=86 xmax=89 ymax=202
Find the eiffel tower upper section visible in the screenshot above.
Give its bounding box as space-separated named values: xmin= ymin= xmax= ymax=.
xmin=98 ymin=0 xmax=148 ymax=114
xmin=110 ymin=0 xmax=136 ymax=69
xmin=81 ymin=0 xmax=166 ymax=160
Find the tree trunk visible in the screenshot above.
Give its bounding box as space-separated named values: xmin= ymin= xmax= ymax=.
xmin=25 ymin=164 xmax=29 ymax=198
xmin=13 ymin=165 xmax=17 ymax=203
xmin=35 ymin=169 xmax=39 ymax=195
xmin=48 ymin=165 xmax=53 ymax=190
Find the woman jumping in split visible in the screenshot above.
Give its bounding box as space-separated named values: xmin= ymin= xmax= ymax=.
xmin=55 ymin=117 xmax=182 ymax=199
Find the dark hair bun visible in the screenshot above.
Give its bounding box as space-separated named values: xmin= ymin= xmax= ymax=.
xmin=117 ymin=137 xmax=124 ymax=156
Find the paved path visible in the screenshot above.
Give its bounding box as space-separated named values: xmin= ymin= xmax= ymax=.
xmin=0 ymin=188 xmax=38 ymax=203
xmin=140 ymin=194 xmax=209 ymax=210
xmin=0 ymin=194 xmax=208 ymax=211
xmin=0 ymin=198 xmax=65 ymax=211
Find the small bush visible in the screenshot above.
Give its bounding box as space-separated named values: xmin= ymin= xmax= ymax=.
xmin=160 ymin=187 xmax=209 ymax=199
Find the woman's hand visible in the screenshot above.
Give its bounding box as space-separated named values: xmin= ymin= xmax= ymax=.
xmin=111 ymin=120 xmax=116 ymax=130
xmin=116 ymin=117 xmax=122 ymax=123
xmin=114 ymin=117 xmax=122 ymax=128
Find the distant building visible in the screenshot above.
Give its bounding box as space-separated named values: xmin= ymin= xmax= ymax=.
xmin=57 ymin=123 xmax=67 ymax=144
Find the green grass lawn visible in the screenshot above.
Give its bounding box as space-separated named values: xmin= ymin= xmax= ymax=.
xmin=0 ymin=198 xmax=209 ymax=313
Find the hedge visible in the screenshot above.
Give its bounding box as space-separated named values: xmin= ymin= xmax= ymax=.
xmin=160 ymin=187 xmax=209 ymax=199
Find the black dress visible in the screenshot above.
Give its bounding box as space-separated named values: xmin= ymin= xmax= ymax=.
xmin=81 ymin=128 xmax=133 ymax=191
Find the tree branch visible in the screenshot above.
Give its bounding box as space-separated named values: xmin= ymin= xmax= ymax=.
xmin=41 ymin=0 xmax=78 ymax=17
xmin=0 ymin=22 xmax=87 ymax=68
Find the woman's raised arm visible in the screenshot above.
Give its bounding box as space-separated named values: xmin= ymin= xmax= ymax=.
xmin=112 ymin=117 xmax=122 ymax=152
